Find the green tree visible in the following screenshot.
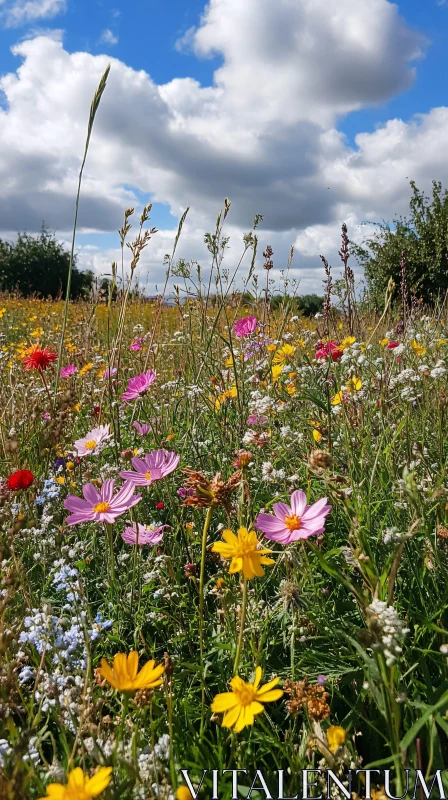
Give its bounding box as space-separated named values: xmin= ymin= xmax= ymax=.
xmin=352 ymin=180 xmax=448 ymax=305
xmin=0 ymin=225 xmax=94 ymax=299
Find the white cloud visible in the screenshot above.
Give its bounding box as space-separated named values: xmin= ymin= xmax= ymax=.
xmin=0 ymin=0 xmax=444 ymax=292
xmin=0 ymin=0 xmax=66 ymax=27
xmin=99 ymin=28 xmax=118 ymax=46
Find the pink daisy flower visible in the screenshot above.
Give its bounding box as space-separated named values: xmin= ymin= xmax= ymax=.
xmin=121 ymin=370 xmax=156 ymax=404
xmin=133 ymin=421 xmax=152 ymax=435
xmin=130 ymin=338 xmax=144 ymax=351
xmin=103 ymin=367 xmax=117 ymax=379
xmin=234 ymin=315 xmax=258 ymax=338
xmin=121 ymin=521 xmax=169 ymax=546
xmin=119 ymin=449 xmax=180 ymax=487
xmin=74 ymin=424 xmax=112 ymax=457
xmin=255 ymin=489 xmax=331 ymax=544
xmin=64 ymin=480 xmax=142 ymax=525
xmin=60 ymin=364 xmax=77 ymax=378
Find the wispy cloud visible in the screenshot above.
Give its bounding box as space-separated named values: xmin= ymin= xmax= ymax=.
xmin=99 ymin=28 xmax=118 ymax=46
xmin=0 ymin=0 xmax=66 ymax=28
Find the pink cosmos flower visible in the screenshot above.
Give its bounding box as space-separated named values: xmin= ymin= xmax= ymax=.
xmin=103 ymin=367 xmax=117 ymax=379
xmin=74 ymin=424 xmax=112 ymax=457
xmin=60 ymin=364 xmax=77 ymax=378
xmin=119 ymin=449 xmax=180 ymax=486
xmin=246 ymin=414 xmax=268 ymax=426
xmin=234 ymin=315 xmax=258 ymax=338
xmin=121 ymin=521 xmax=169 ymax=546
xmin=315 ymin=341 xmax=343 ymax=361
xmin=43 ymin=412 xmax=51 ymax=420
xmin=387 ymin=341 xmax=399 ymax=349
xmin=133 ymin=421 xmax=152 ymax=435
xmin=130 ymin=338 xmax=144 ymax=351
xmin=121 ymin=370 xmax=156 ymax=403
xmin=255 ymin=489 xmax=331 ymax=544
xmin=64 ymin=480 xmax=142 ymax=525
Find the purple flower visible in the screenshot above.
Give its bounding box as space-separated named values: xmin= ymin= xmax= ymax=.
xmin=177 ymin=487 xmax=195 ymax=499
xmin=43 ymin=412 xmax=51 ymax=420
xmin=64 ymin=480 xmax=142 ymax=525
xmin=246 ymin=414 xmax=268 ymax=426
xmin=60 ymin=364 xmax=77 ymax=378
xmin=121 ymin=521 xmax=169 ymax=546
xmin=234 ymin=315 xmax=258 ymax=338
xmin=130 ymin=338 xmax=144 ymax=351
xmin=317 ymin=674 xmax=328 ymax=686
xmin=121 ymin=370 xmax=156 ymax=404
xmin=256 ymin=489 xmax=331 ymax=545
xmin=103 ymin=367 xmax=117 ymax=380
xmin=120 ymin=449 xmax=180 ymax=487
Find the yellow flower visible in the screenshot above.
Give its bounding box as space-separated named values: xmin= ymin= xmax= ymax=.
xmin=55 ymin=476 xmax=65 ymax=485
xmin=38 ymin=766 xmax=112 ymax=799
xmin=327 ymin=725 xmax=347 ymax=752
xmin=211 ymin=667 xmax=283 ymax=733
xmin=331 ymin=391 xmax=344 ymax=406
xmin=66 ymin=462 xmax=74 ymax=471
xmin=73 ymin=402 xmax=81 ymax=413
xmin=380 ymin=337 xmax=389 ymax=347
xmin=340 ymin=336 xmax=356 ymax=349
xmin=224 ymin=355 xmax=234 ymax=368
xmin=79 ymin=362 xmax=93 ymax=375
xmin=272 ymin=364 xmax=283 ymax=381
xmin=436 ymin=338 xmax=448 ymax=346
xmin=273 ymin=343 xmax=295 ymax=364
xmin=0 ymin=307 xmax=6 ymax=319
xmin=286 ymin=384 xmax=296 ymax=395
xmin=30 ymin=327 xmax=44 ymax=338
xmin=313 ymin=429 xmax=322 ymax=442
xmin=410 ymin=340 xmax=426 ymax=356
xmin=346 ymin=376 xmax=362 ymax=392
xmin=211 ymin=527 xmax=275 ymax=580
xmin=176 ymin=788 xmax=194 ymax=800
xmin=224 ymin=385 xmax=238 ymax=399
xmin=267 ymin=343 xmax=277 ymax=352
xmin=98 ymin=651 xmax=164 ymax=693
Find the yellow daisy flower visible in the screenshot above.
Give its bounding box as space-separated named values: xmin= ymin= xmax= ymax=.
xmin=211 ymin=667 xmax=283 ymax=733
xmin=327 ymin=725 xmax=347 ymax=753
xmin=98 ymin=651 xmax=164 ymax=693
xmin=211 ymin=527 xmax=274 ymax=579
xmin=38 ymin=766 xmax=112 ymax=799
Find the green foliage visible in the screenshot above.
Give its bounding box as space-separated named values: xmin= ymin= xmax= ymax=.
xmin=352 ymin=180 xmax=448 ymax=305
xmin=0 ymin=226 xmax=94 ymax=299
xmin=270 ymin=293 xmax=324 ymax=316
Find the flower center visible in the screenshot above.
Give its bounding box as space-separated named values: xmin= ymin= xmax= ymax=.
xmin=93 ymin=501 xmax=110 ymax=513
xmin=234 ymin=684 xmax=257 ymax=707
xmin=145 ymin=470 xmax=151 ymax=481
xmin=285 ymin=514 xmax=301 ymax=531
xmin=85 ymin=440 xmax=97 ymax=450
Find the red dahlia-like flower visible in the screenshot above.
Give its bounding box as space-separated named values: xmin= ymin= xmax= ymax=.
xmin=7 ymin=470 xmax=35 ymax=490
xmin=22 ymin=345 xmax=57 ymax=371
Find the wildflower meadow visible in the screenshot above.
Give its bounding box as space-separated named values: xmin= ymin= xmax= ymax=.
xmin=2 ymin=70 xmax=448 ymax=800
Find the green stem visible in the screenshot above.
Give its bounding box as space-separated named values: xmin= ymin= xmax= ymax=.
xmin=198 ymin=505 xmax=214 ymax=737
xmin=53 ymin=66 xmax=110 ymax=406
xmin=233 ymin=576 xmax=248 ymax=675
xmin=105 ymin=522 xmax=116 ymax=587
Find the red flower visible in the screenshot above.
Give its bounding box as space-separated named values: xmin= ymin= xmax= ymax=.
xmin=7 ymin=470 xmax=35 ymax=490
xmin=387 ymin=341 xmax=399 ymax=349
xmin=22 ymin=345 xmax=57 ymax=371
xmin=155 ymin=502 xmax=165 ymax=510
xmin=315 ymin=341 xmax=343 ymax=361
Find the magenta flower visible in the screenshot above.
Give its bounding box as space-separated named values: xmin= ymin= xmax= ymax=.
xmin=74 ymin=424 xmax=112 ymax=457
xmin=119 ymin=449 xmax=180 ymax=486
xmin=255 ymin=489 xmax=331 ymax=544
xmin=64 ymin=480 xmax=142 ymax=525
xmin=121 ymin=521 xmax=169 ymax=546
xmin=246 ymin=414 xmax=268 ymax=426
xmin=121 ymin=370 xmax=156 ymax=403
xmin=130 ymin=338 xmax=144 ymax=351
xmin=234 ymin=315 xmax=258 ymax=338
xmin=60 ymin=364 xmax=77 ymax=378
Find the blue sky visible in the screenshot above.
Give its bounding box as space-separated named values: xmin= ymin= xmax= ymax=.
xmin=0 ymin=0 xmax=447 ymax=294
